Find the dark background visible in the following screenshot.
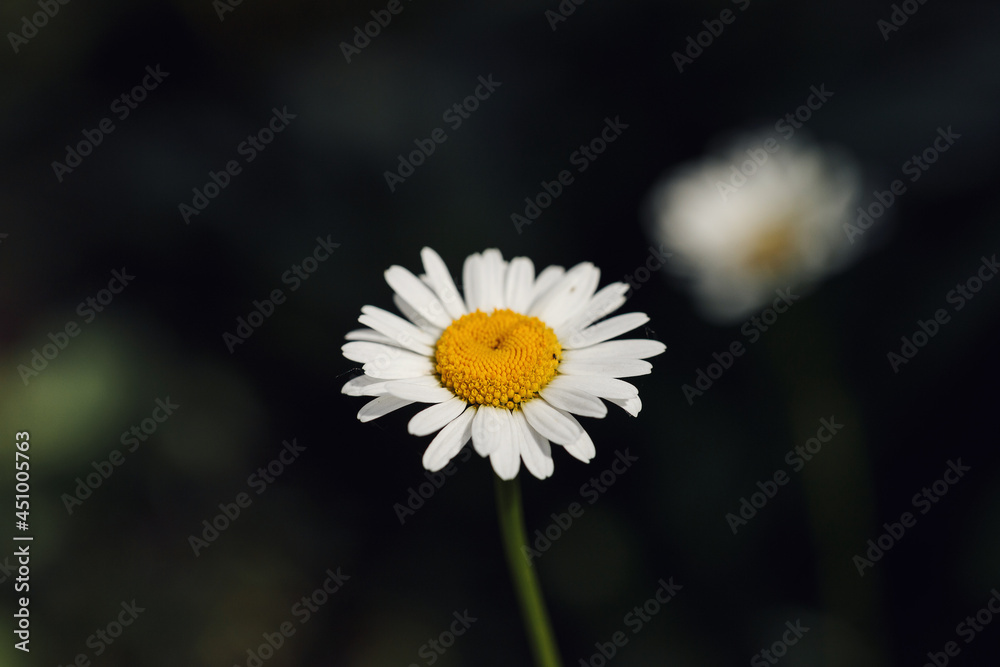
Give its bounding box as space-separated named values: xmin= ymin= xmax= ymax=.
xmin=1 ymin=0 xmax=999 ymax=665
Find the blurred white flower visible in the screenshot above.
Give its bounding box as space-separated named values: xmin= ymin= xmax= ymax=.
xmin=649 ymin=135 xmax=860 ymax=321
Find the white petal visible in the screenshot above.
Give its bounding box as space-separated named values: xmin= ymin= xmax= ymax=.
xmin=422 ymin=405 xmax=475 ymax=471
xmin=562 ymin=313 xmax=650 ymax=349
xmin=513 ymin=410 xmax=553 ymax=479
xmin=462 ymin=253 xmax=485 ymax=313
xmin=385 ymin=381 xmax=454 ymax=403
xmin=421 ymin=247 xmax=467 ymax=320
xmin=538 ymin=386 xmax=607 ymax=418
xmin=558 ymin=359 xmax=652 ymax=378
xmin=531 ymin=262 xmax=600 ymax=330
xmin=548 ymin=374 xmax=639 ymax=399
xmin=556 ymin=282 xmax=628 ymax=341
xmin=504 ymin=257 xmax=535 ymax=313
xmin=363 ymin=353 xmax=436 ymax=380
xmin=607 ymin=395 xmax=642 ymax=417
xmin=488 ymin=413 xmax=520 ymax=480
xmin=521 ymin=398 xmax=583 ymax=445
xmin=562 ymin=339 xmax=666 ymax=361
xmin=408 ymin=396 xmax=467 ymax=436
xmin=562 ymin=425 xmax=596 ymax=463
xmin=344 ymin=328 xmax=395 ymax=345
xmin=529 ymin=265 xmax=565 ymax=308
xmin=342 ymin=341 xmax=414 ymax=364
xmin=342 ymin=375 xmax=382 ymax=396
xmin=357 ymin=395 xmax=414 ymax=422
xmin=472 ymin=404 xmax=508 ymax=456
xmin=392 ymin=295 xmax=440 ymax=334
xmin=359 ymin=306 xmax=437 ymax=355
xmin=361 ymin=375 xmax=437 ymax=396
xmin=479 ymin=249 xmax=507 ymax=311
xmin=385 ymin=265 xmax=453 ymax=329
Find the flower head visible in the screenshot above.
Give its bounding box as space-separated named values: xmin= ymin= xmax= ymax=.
xmin=649 ymin=136 xmax=860 ymax=321
xmin=342 ymin=248 xmax=665 ymax=480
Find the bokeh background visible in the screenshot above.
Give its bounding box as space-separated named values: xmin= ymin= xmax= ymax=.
xmin=2 ymin=0 xmax=999 ymax=665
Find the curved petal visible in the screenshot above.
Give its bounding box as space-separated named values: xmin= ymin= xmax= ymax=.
xmin=385 ymin=382 xmax=454 ymax=403
xmin=422 ymin=405 xmax=475 ymax=471
xmin=562 ymin=313 xmax=650 ymax=349
xmin=421 ymin=247 xmax=467 ymax=320
xmin=504 ymin=257 xmax=535 ymax=314
xmin=478 ymin=249 xmax=507 ymax=311
xmin=528 ymin=264 xmax=565 ymax=309
xmin=538 ymin=386 xmax=608 ymax=418
xmin=531 ymin=262 xmax=600 ymax=330
xmin=357 ymin=395 xmax=415 ymax=422
xmin=344 ymin=328 xmax=396 ymax=345
xmin=385 ymin=265 xmax=452 ymax=329
xmin=363 ymin=354 xmax=436 ymax=380
xmin=408 ymin=396 xmax=468 ymax=437
xmin=558 ymin=359 xmax=652 ymax=378
xmin=462 ymin=253 xmax=484 ymax=313
xmin=562 ymin=339 xmax=666 ymax=361
xmin=392 ymin=295 xmax=440 ymax=335
xmin=521 ymin=398 xmax=583 ymax=446
xmin=359 ymin=305 xmax=437 ymax=355
xmin=488 ymin=412 xmax=520 ymax=480
xmin=342 ymin=375 xmax=382 ymax=396
xmin=556 ymin=282 xmax=629 ymax=340
xmin=514 ymin=410 xmax=554 ymax=479
xmin=349 ymin=375 xmax=437 ymax=398
xmin=471 ymin=404 xmax=508 ymax=456
xmin=547 ymin=374 xmax=639 ymax=399
xmin=342 ymin=341 xmax=421 ymax=364
xmin=606 ymin=395 xmax=642 ymax=417
xmin=561 ymin=423 xmax=597 ymax=463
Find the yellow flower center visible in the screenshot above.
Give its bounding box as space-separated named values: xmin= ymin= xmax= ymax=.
xmin=434 ymin=309 xmax=562 ymax=409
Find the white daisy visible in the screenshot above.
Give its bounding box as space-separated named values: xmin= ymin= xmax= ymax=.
xmin=649 ymin=136 xmax=860 ymax=321
xmin=341 ymin=248 xmax=665 ymax=480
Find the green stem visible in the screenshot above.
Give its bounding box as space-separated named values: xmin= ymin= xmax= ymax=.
xmin=494 ymin=475 xmax=564 ymax=667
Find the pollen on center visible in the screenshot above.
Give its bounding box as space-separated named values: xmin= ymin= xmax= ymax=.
xmin=434 ymin=308 xmax=562 ymax=409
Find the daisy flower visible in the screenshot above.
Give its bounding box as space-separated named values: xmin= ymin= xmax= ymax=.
xmin=341 ymin=248 xmax=665 ymax=480
xmin=649 ymin=136 xmax=860 ymax=321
